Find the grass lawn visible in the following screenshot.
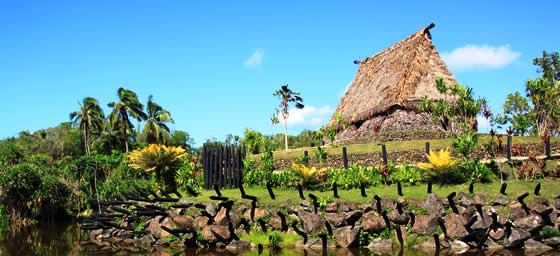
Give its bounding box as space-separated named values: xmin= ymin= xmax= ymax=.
xmin=257 ymin=135 xmax=559 ymax=160
xmin=188 ymin=179 xmax=560 ymax=207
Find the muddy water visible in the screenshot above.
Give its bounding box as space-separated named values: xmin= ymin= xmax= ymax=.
xmin=1 ymin=223 xmax=560 ymax=256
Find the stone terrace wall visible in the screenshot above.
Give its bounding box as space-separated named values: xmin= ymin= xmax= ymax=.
xmin=273 ymin=142 xmax=560 ymax=170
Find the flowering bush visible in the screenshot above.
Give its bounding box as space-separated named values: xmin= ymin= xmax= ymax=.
xmin=291 ymin=163 xmax=327 ymax=187
xmin=128 ymin=144 xmax=187 ymax=191
xmin=418 ymin=149 xmax=463 ymax=184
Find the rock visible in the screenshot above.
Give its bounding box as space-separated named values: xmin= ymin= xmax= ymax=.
xmin=555 ymin=197 xmax=560 ymax=210
xmin=471 ymin=211 xmax=491 ymax=230
xmin=174 ymin=215 xmax=193 ymax=229
xmin=529 ymin=203 xmax=548 ymax=215
xmin=229 ymin=212 xmax=242 ymax=228
xmin=360 ymin=211 xmax=386 ymax=232
xmin=334 ymin=226 xmax=361 ymax=248
xmin=492 ymin=196 xmax=510 ymax=206
xmin=396 ymin=197 xmax=408 ymax=206
xmin=253 ymin=208 xmax=270 ymax=221
xmin=543 ymin=237 xmax=560 ymax=247
xmin=389 ymin=209 xmax=409 ymax=225
xmin=193 ymin=216 xmax=210 ymax=229
xmin=360 ymin=203 xmax=373 ymax=212
xmin=214 ymin=208 xmax=230 ymax=225
xmin=268 ymin=217 xmax=282 ymax=231
xmin=509 ymin=207 xmax=527 ymax=221
xmin=147 ymin=216 xmax=174 ymax=239
xmin=474 ymin=194 xmax=487 ymax=205
xmin=444 ymin=213 xmax=468 ymax=239
xmin=504 ymin=227 xmax=531 ymax=248
xmin=325 ymin=202 xmax=338 ymax=212
xmin=425 ymin=194 xmax=444 ymax=217
xmin=201 ymin=225 xmax=231 ymax=242
xmin=367 ymin=238 xmax=392 ymax=253
xmin=407 ymin=199 xmax=424 ymax=209
xmin=410 ymin=215 xmax=438 ymax=235
xmin=297 ymin=210 xmax=325 ymax=234
xmin=325 ymin=213 xmax=346 ymax=228
xmin=485 ymin=239 xmax=503 ymax=250
xmin=205 ymin=203 xmax=217 ymax=216
xmin=344 ymin=210 xmax=363 ymax=226
xmin=489 ymin=228 xmax=505 ymax=241
xmin=458 ymin=192 xmax=474 ymax=207
xmin=137 ymin=234 xmax=156 ymax=246
xmin=226 ymin=240 xmax=251 ymax=252
xmin=449 ymin=240 xmax=469 ymax=254
xmin=524 ymin=239 xmax=553 ymax=254
xmin=513 ymin=214 xmax=543 ymax=232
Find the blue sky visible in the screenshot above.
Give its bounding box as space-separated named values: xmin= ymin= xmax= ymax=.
xmin=1 ymin=1 xmax=559 ymax=145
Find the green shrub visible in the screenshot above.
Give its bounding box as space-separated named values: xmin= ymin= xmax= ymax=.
xmin=243 ymin=152 xmax=275 ymax=187
xmin=328 ymin=165 xmax=384 ymax=189
xmin=459 ymin=159 xmax=494 ymax=183
xmin=0 ymin=141 xmax=24 ymax=167
xmin=315 ymin=147 xmax=327 ymax=164
xmin=452 ymin=131 xmax=478 ymax=159
xmin=0 ymin=162 xmax=71 ymax=220
xmin=176 ymin=158 xmax=202 ymax=194
xmin=391 ymin=165 xmax=424 ymax=185
xmin=99 ymin=166 xmax=157 ymax=200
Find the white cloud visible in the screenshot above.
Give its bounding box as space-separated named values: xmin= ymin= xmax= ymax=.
xmin=280 ymin=105 xmax=333 ymax=127
xmin=442 ymin=44 xmax=520 ymax=71
xmin=244 ymin=48 xmax=264 ymax=69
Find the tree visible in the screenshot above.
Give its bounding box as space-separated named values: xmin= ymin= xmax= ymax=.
xmin=108 ymin=88 xmax=147 ymax=152
xmin=420 ymin=77 xmax=485 ymax=135
xmin=168 ymin=130 xmax=195 ymax=151
xmin=143 ymin=95 xmax=173 ymax=144
xmin=533 ymin=51 xmax=560 ymax=83
xmin=492 ymin=92 xmax=533 ymax=135
xmin=526 ymin=77 xmax=560 ymax=136
xmin=70 ymin=97 xmax=105 ymax=156
xmin=272 ymin=84 xmax=304 ymax=151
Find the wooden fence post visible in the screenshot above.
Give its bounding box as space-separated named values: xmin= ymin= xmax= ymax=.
xmin=342 ymin=147 xmax=349 ymax=169
xmin=380 ymin=144 xmax=388 ymax=165
xmin=303 ymin=151 xmax=309 ymax=165
xmin=545 ymin=136 xmax=551 ymax=160
xmin=425 ymin=142 xmax=430 ymax=154
xmin=506 ymin=135 xmax=512 ymax=161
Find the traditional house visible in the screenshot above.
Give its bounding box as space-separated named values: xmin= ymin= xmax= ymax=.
xmin=329 ymin=23 xmax=457 ymax=143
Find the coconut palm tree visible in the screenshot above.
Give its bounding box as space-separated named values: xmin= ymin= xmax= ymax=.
xmin=143 ymin=95 xmax=174 ymax=144
xmin=272 ymin=84 xmax=304 ymax=151
xmin=70 ymin=97 xmax=105 ymax=156
xmin=108 ymin=87 xmax=147 ymax=152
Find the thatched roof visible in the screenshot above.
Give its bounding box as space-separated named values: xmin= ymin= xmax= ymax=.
xmin=329 ymin=23 xmax=457 ymax=126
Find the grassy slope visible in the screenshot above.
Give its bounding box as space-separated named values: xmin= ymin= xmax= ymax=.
xmin=188 ymin=179 xmax=560 ymax=207
xmin=258 ymin=136 xmax=559 ymax=160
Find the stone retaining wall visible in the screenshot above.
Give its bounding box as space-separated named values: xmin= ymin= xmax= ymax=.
xmin=83 ymin=186 xmax=560 ymax=254
xmin=272 ymin=142 xmax=560 ymax=170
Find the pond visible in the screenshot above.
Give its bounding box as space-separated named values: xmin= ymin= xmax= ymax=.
xmin=1 ymin=222 xmax=559 ymax=256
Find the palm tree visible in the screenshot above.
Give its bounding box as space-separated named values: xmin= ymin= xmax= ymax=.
xmin=70 ymin=97 xmax=105 ymax=156
xmin=108 ymin=87 xmax=147 ymax=152
xmin=272 ymin=84 xmax=304 ymax=151
xmin=144 ymin=95 xmax=174 ymax=144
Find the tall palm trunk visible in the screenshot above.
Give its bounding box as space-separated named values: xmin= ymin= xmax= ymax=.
xmin=284 ymin=118 xmax=289 ymax=151
xmin=83 ymin=126 xmax=90 ymax=156
xmin=123 ymin=124 xmax=129 ymax=153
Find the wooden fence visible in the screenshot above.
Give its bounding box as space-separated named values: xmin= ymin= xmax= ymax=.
xmin=202 ymin=144 xmax=246 ymax=189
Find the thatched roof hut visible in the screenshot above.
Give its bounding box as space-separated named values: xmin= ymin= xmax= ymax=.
xmin=329 ymin=23 xmax=457 ymax=143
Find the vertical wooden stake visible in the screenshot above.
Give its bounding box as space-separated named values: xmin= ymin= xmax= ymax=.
xmin=342 ymin=147 xmax=349 ymax=169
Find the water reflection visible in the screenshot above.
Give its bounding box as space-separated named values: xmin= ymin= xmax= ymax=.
xmin=1 ymin=223 xmax=560 ymax=256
